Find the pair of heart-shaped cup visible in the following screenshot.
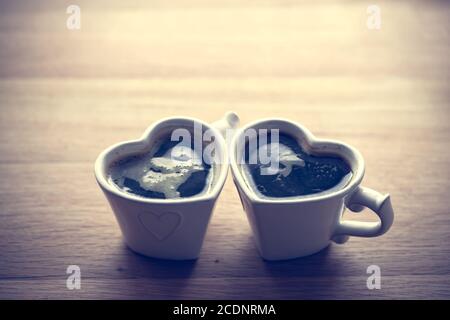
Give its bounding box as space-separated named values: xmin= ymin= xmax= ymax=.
xmin=95 ymin=112 xmax=394 ymax=260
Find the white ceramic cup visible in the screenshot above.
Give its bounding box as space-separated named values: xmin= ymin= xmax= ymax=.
xmin=95 ymin=112 xmax=239 ymax=260
xmin=230 ymin=119 xmax=394 ymax=260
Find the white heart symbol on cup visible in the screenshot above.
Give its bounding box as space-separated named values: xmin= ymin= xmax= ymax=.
xmin=138 ymin=211 xmax=182 ymax=241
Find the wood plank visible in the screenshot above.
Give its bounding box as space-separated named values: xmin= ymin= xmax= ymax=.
xmin=1 ymin=276 xmax=450 ymax=299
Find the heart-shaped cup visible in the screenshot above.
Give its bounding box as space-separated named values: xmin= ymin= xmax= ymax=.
xmin=95 ymin=112 xmax=239 ymax=260
xmin=230 ymin=119 xmax=394 ymax=260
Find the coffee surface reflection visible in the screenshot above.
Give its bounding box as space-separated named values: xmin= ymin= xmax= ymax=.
xmin=109 ymin=139 xmax=212 ymax=199
xmin=241 ymin=134 xmax=352 ymax=198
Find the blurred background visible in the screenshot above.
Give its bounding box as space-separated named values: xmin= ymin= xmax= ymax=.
xmin=0 ymin=0 xmax=449 ymax=299
xmin=0 ymin=0 xmax=448 ymax=161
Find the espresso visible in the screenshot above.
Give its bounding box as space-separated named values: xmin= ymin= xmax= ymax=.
xmin=109 ymin=138 xmax=212 ymax=199
xmin=241 ymin=133 xmax=352 ymax=198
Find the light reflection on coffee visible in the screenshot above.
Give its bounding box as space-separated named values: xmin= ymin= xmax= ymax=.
xmin=241 ymin=133 xmax=352 ymax=199
xmin=109 ymin=137 xmax=213 ymax=199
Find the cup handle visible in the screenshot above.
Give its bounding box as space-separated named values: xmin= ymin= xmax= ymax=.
xmin=332 ymin=186 xmax=394 ymax=243
xmin=211 ymin=112 xmax=240 ymax=139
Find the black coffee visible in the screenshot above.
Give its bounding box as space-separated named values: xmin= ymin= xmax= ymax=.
xmin=109 ymin=138 xmax=212 ymax=199
xmin=241 ymin=133 xmax=352 ymax=198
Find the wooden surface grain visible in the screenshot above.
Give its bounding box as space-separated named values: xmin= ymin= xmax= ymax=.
xmin=0 ymin=1 xmax=449 ymax=299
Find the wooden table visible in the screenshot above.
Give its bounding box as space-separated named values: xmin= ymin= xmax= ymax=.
xmin=0 ymin=1 xmax=449 ymax=299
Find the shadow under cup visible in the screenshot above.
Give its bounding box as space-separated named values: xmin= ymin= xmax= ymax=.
xmin=95 ymin=118 xmax=229 ymax=260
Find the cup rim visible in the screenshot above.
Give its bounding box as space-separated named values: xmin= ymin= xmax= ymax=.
xmin=94 ymin=116 xmax=229 ymax=204
xmin=229 ymin=118 xmax=365 ymax=204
